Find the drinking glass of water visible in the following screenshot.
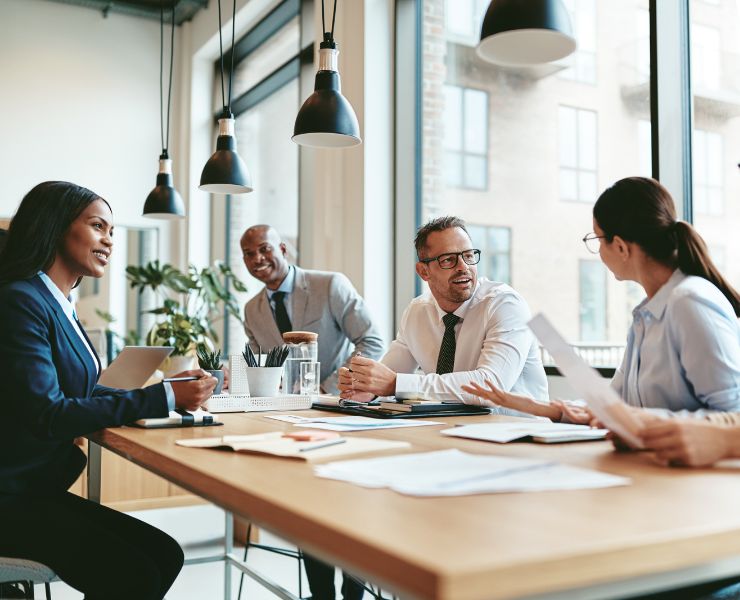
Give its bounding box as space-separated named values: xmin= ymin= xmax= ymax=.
xmin=300 ymin=361 xmax=321 ymax=396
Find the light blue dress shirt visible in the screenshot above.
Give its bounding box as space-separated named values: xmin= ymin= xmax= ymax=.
xmin=611 ymin=269 xmax=740 ymax=412
xmin=265 ymin=265 xmax=295 ymax=321
xmin=39 ymin=272 xmax=175 ymax=410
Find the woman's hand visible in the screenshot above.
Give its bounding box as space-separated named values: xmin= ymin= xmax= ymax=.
xmin=170 ymin=369 xmax=217 ymax=411
xmin=461 ymin=380 xmax=561 ymax=420
xmin=639 ymin=420 xmax=733 ymax=467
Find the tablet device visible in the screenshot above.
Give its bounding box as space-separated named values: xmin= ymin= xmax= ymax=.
xmin=98 ymin=346 xmax=174 ymax=390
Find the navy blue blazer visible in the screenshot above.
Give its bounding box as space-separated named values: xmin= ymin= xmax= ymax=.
xmin=0 ymin=275 xmax=168 ymax=495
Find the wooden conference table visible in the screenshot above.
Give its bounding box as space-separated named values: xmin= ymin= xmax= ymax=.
xmin=87 ymin=411 xmax=740 ymax=600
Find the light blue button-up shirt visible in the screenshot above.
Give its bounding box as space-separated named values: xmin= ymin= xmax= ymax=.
xmin=265 ymin=265 xmax=295 ymax=321
xmin=611 ymin=269 xmax=740 ymax=412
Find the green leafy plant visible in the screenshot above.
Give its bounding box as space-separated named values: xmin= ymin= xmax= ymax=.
xmin=126 ymin=260 xmax=247 ymax=356
xmin=197 ymin=345 xmax=223 ymax=370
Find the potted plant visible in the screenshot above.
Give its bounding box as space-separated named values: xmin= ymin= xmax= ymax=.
xmin=126 ymin=260 xmax=247 ymax=375
xmin=197 ymin=345 xmax=224 ymax=394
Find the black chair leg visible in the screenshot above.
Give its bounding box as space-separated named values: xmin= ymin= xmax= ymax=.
xmin=44 ymin=582 xmax=51 ymax=600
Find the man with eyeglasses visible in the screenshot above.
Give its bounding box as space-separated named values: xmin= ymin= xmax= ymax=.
xmin=337 ymin=216 xmax=547 ymax=408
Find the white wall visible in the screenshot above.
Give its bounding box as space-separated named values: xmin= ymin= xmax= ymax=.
xmin=0 ymin=0 xmax=181 ymax=239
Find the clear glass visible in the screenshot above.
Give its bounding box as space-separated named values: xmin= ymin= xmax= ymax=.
xmin=283 ymin=341 xmax=318 ymax=395
xmin=689 ymin=0 xmax=740 ymax=294
xmin=300 ymin=361 xmax=321 ymax=396
xmin=421 ymin=0 xmax=652 ymax=367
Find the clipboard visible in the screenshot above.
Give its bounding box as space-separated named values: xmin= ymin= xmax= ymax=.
xmin=312 ymin=400 xmax=490 ymax=419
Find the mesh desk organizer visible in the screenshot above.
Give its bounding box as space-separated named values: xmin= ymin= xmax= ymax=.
xmin=205 ymin=355 xmax=313 ymax=413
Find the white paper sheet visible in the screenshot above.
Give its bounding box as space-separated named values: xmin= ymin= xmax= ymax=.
xmin=528 ymin=313 xmax=644 ymax=448
xmin=264 ymin=414 xmax=444 ymax=431
xmin=315 ymin=449 xmax=629 ymax=496
xmin=441 ymin=422 xmax=607 ymax=443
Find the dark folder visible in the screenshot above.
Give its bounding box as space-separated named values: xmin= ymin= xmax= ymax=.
xmin=311 ymin=399 xmax=490 ymax=419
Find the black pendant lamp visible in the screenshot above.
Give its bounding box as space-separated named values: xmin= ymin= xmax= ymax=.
xmin=477 ymin=0 xmax=576 ymax=67
xmin=199 ymin=0 xmax=253 ymax=194
xmin=292 ymin=0 xmax=361 ymax=148
xmin=144 ymin=0 xmax=185 ymax=219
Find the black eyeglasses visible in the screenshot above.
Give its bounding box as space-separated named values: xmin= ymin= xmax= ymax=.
xmin=582 ymin=233 xmax=607 ymax=254
xmin=419 ymin=249 xmax=481 ymax=269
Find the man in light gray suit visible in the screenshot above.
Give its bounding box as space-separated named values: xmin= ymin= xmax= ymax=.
xmin=241 ymin=225 xmax=384 ymax=394
xmin=241 ymin=224 xmax=383 ymax=599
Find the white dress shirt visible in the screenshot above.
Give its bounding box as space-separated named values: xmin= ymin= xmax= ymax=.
xmin=382 ymin=278 xmax=548 ymax=411
xmin=611 ymin=269 xmax=740 ymax=412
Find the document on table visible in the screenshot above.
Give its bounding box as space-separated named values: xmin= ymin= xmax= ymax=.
xmin=528 ymin=313 xmax=644 ymax=448
xmin=315 ymin=449 xmax=630 ymax=496
xmin=264 ymin=414 xmax=444 ymax=431
xmin=175 ymin=433 xmax=409 ymax=460
xmin=441 ymin=422 xmax=608 ymax=444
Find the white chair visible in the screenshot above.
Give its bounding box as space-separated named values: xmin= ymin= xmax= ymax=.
xmin=0 ymin=557 xmax=56 ymax=599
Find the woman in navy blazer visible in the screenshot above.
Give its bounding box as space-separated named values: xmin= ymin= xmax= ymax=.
xmin=0 ymin=182 xmax=216 ymax=600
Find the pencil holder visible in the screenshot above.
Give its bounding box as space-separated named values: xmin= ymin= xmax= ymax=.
xmin=245 ymin=366 xmax=283 ymax=397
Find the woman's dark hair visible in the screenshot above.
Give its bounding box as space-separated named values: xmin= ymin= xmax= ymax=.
xmin=594 ymin=176 xmax=740 ymax=316
xmin=0 ymin=181 xmax=110 ymax=284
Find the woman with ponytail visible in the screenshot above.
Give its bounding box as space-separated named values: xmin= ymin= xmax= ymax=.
xmin=463 ymin=177 xmax=740 ymax=419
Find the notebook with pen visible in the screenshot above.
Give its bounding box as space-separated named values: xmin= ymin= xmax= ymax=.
xmin=134 ymin=408 xmax=223 ymax=429
xmin=312 ymin=396 xmax=490 ymax=419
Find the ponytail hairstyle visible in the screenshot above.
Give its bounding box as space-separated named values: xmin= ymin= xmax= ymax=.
xmin=0 ymin=181 xmax=108 ymax=285
xmin=593 ymin=177 xmax=740 ymax=317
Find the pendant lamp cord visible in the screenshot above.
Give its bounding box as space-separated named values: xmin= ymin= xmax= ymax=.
xmin=320 ymin=0 xmax=338 ymax=42
xmin=216 ymin=0 xmax=237 ymax=114
xmin=159 ymin=0 xmax=175 ymax=156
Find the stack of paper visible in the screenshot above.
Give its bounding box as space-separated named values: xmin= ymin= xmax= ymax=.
xmin=265 ymin=414 xmax=443 ymax=431
xmin=315 ymin=449 xmax=630 ymax=496
xmin=441 ymin=422 xmax=608 ymax=444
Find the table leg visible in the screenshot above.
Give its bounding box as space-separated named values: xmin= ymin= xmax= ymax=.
xmin=87 ymin=440 xmax=102 ymax=504
xmin=225 ymin=510 xmax=233 ymax=600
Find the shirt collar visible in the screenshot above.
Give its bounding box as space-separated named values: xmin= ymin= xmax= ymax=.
xmin=38 ymin=271 xmax=77 ymax=321
xmin=635 ymin=269 xmax=685 ymax=320
xmin=432 ymin=280 xmax=480 ymax=323
xmin=266 ymin=265 xmax=295 ymax=299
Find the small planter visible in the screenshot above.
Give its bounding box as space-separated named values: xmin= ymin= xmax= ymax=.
xmin=207 ymin=369 xmax=225 ymax=395
xmin=161 ymin=354 xmax=197 ymax=377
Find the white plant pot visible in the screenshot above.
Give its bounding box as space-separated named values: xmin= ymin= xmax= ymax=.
xmin=244 ymin=367 xmax=283 ymax=397
xmin=160 ymin=354 xmax=197 ymax=377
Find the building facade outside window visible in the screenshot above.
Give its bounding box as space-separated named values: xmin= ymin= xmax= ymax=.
xmin=444 ymin=85 xmax=489 ymax=190
xmin=579 ymin=259 xmax=607 ymax=342
xmin=692 ymin=128 xmax=724 ymax=216
xmin=690 ymin=0 xmax=740 ymax=293
xmin=558 ymin=0 xmax=597 ymax=84
xmin=419 ymin=0 xmax=652 ymax=367
xmin=467 ymin=224 xmax=511 ymax=285
xmin=558 ymin=105 xmax=598 ymax=203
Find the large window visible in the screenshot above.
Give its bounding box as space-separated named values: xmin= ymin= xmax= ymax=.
xmin=444 ymin=85 xmax=488 ymax=190
xmin=559 ymin=0 xmax=597 ymax=84
xmin=558 ymin=105 xmax=598 ymax=203
xmin=215 ymin=0 xmax=309 ymax=355
xmin=692 ymin=128 xmax=723 ymax=216
xmin=690 ymin=0 xmax=740 ymax=294
xmin=579 ymin=260 xmax=607 ymax=342
xmin=418 ymin=0 xmax=652 ymax=367
xmin=467 ymin=224 xmax=511 ymax=284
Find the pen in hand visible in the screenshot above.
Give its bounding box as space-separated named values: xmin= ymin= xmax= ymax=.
xmin=163 ymin=376 xmax=201 ymax=383
xmin=298 ymin=438 xmax=347 ymax=452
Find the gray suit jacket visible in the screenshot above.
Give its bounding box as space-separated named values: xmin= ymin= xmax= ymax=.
xmin=243 ymin=267 xmax=384 ymax=393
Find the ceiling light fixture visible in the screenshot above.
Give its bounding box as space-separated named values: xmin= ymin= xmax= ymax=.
xmin=199 ymin=0 xmax=253 ymax=194
xmin=143 ymin=0 xmax=185 ymax=219
xmin=477 ymin=0 xmax=576 ymax=67
xmin=292 ymin=0 xmax=361 ymax=148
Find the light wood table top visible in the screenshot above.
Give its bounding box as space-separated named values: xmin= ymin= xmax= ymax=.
xmin=89 ymin=412 xmax=740 ymax=600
